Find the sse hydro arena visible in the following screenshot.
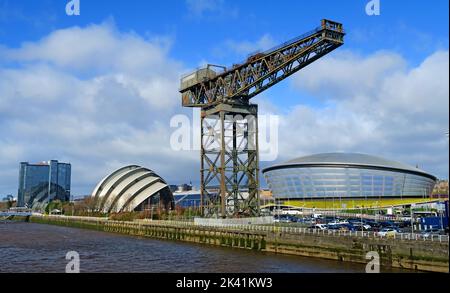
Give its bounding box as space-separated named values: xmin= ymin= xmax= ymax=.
xmin=263 ymin=153 xmax=437 ymax=206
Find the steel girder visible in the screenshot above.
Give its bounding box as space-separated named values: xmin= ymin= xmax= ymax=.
xmin=200 ymin=104 xmax=259 ymax=217
xmin=181 ymin=20 xmax=344 ymax=108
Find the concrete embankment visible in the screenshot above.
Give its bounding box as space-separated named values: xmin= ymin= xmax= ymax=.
xmin=23 ymin=215 xmax=449 ymax=273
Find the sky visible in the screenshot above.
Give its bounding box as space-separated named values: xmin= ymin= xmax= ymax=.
xmin=0 ymin=0 xmax=448 ymax=197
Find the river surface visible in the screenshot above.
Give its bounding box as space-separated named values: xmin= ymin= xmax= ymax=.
xmin=0 ymin=222 xmax=406 ymax=273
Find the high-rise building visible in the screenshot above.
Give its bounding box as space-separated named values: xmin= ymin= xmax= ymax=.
xmin=17 ymin=160 xmax=71 ymax=208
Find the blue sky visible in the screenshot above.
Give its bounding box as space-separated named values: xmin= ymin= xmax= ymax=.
xmin=1 ymin=1 xmax=448 ymax=61
xmin=1 ymin=0 xmax=448 ymax=110
xmin=0 ymin=0 xmax=448 ymax=196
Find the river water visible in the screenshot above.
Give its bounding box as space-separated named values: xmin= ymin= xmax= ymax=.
xmin=0 ymin=222 xmax=405 ymax=273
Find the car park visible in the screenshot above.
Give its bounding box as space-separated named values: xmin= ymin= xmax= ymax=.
xmin=376 ymin=227 xmax=399 ymax=237
xmin=352 ymin=223 xmax=372 ymax=231
xmin=338 ymin=224 xmax=357 ymax=231
xmin=327 ymin=219 xmax=350 ymax=226
xmin=275 ymin=214 xmax=299 ymax=223
xmin=420 ymin=228 xmax=444 ymax=239
xmin=326 ymin=224 xmax=340 ymax=230
xmin=309 ymin=224 xmax=328 ymax=230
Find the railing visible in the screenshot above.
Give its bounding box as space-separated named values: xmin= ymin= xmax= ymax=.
xmin=247 ymin=27 xmax=322 ymax=60
xmin=37 ymin=215 xmax=449 ymax=243
xmin=0 ymin=211 xmax=33 ymax=217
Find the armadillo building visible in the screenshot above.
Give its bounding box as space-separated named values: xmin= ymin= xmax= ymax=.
xmin=91 ymin=165 xmax=174 ymax=213
xmin=263 ymin=153 xmax=437 ymax=200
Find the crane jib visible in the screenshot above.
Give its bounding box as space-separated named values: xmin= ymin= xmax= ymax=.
xmin=180 ymin=19 xmax=344 ymax=108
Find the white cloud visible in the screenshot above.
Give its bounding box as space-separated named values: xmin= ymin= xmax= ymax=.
xmin=0 ymin=22 xmax=197 ymax=196
xmin=185 ymin=0 xmax=238 ymax=18
xmin=225 ymin=34 xmax=276 ymax=55
xmin=0 ymin=20 xmax=448 ymax=198
xmin=3 ymin=22 xmax=172 ymax=74
xmin=262 ymin=50 xmax=449 ymax=179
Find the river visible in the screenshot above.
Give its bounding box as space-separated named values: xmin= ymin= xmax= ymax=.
xmin=0 ymin=222 xmax=405 ymax=273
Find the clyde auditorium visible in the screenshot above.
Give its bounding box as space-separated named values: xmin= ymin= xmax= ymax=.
xmin=263 ymin=153 xmax=437 ymax=200
xmin=91 ymin=165 xmax=174 ymax=213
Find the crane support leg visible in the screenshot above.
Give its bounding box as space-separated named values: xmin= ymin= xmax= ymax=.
xmin=200 ymin=103 xmax=260 ymax=218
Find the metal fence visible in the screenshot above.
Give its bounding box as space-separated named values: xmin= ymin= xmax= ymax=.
xmin=134 ymin=218 xmax=449 ymax=243
xmin=44 ymin=215 xmax=449 ymax=243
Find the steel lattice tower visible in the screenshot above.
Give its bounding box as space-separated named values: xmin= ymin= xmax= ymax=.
xmin=180 ymin=20 xmax=345 ymax=218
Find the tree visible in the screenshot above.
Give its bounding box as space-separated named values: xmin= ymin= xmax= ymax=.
xmin=45 ymin=200 xmax=62 ymax=214
xmin=6 ymin=198 xmax=13 ymax=209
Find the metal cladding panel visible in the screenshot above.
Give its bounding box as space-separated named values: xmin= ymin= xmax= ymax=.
xmin=31 ymin=189 xmax=48 ymax=209
xmin=92 ymin=165 xmax=140 ymax=199
xmin=110 ymin=176 xmax=161 ymax=213
xmin=264 ymin=165 xmax=436 ymax=199
xmin=101 ymin=170 xmax=154 ymax=212
xmin=99 ymin=167 xmax=147 ymax=209
xmin=276 ymin=153 xmax=433 ymax=177
xmin=124 ymin=182 xmax=168 ymax=212
xmin=97 ymin=167 xmax=152 ymax=211
xmin=91 ymin=164 xmax=173 ymax=213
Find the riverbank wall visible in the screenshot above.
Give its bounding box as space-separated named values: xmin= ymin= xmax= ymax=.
xmin=23 ymin=215 xmax=449 ymax=273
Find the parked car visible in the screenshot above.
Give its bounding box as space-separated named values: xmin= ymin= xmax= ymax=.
xmin=352 ymin=223 xmax=372 ymax=231
xmin=376 ymin=227 xmax=399 ymax=237
xmin=339 ymin=224 xmax=357 ymax=231
xmin=281 ymin=209 xmax=303 ymax=216
xmin=299 ymin=217 xmax=316 ymax=224
xmin=326 ymin=224 xmax=341 ymax=230
xmin=309 ymin=224 xmax=328 ymax=231
xmin=328 ymin=220 xmax=350 ymax=226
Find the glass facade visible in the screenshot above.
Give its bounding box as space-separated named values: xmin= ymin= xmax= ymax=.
xmin=17 ymin=160 xmax=71 ymax=208
xmin=264 ymin=166 xmax=436 ymax=199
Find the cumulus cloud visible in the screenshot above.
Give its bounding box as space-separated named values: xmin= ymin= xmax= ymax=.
xmin=0 ymin=20 xmax=448 ymax=198
xmin=0 ymin=22 xmax=197 ymax=196
xmin=261 ymin=50 xmax=449 ymax=179
xmin=225 ymin=34 xmax=276 ymax=55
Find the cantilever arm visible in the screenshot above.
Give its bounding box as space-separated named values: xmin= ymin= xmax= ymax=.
xmin=180 ymin=19 xmax=344 ymax=108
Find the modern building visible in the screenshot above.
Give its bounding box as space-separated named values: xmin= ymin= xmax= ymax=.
xmin=173 ymin=190 xmax=202 ymax=208
xmin=17 ymin=160 xmax=71 ymax=208
xmin=1 ymin=194 xmax=14 ymax=202
xmin=263 ymin=153 xmax=437 ymax=200
xmin=91 ymin=165 xmax=174 ymax=213
xmin=433 ymin=180 xmax=449 ymax=196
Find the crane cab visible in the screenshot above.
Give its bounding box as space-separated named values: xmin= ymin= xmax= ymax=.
xmin=180 ymin=67 xmax=217 ymax=92
xmin=321 ymin=19 xmax=345 ymax=43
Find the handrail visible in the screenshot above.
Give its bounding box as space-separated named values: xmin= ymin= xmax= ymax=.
xmin=32 ymin=215 xmax=449 ymax=243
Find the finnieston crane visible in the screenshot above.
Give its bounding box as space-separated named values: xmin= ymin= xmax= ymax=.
xmin=179 ymin=19 xmax=345 ymax=218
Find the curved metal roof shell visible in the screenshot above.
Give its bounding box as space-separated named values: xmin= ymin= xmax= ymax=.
xmin=91 ymin=165 xmax=173 ymax=213
xmin=263 ymin=153 xmax=436 ymax=180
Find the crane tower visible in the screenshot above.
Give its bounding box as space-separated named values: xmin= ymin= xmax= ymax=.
xmin=179 ymin=19 xmax=344 ymax=218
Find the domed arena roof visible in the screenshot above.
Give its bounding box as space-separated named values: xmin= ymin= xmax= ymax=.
xmin=91 ymin=165 xmax=174 ymax=213
xmin=264 ymin=153 xmax=436 ymax=180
